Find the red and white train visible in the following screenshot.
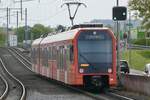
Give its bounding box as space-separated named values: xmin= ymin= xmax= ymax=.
xmin=31 ymin=24 xmax=117 ymax=90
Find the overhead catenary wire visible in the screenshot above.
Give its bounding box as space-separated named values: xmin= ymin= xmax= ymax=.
xmin=0 ymin=0 xmax=69 ymax=26
xmin=28 ymin=8 xmax=67 ymax=23
xmin=0 ymin=10 xmax=25 ymax=19
xmin=37 ymin=0 xmax=59 ymax=5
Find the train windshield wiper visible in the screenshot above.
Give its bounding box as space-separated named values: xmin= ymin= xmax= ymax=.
xmin=79 ymin=52 xmax=91 ymax=65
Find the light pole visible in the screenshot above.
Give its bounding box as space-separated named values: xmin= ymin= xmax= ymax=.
xmin=116 ymin=0 xmax=121 ymax=87
xmin=7 ymin=7 xmax=9 ymax=46
xmin=128 ymin=11 xmax=132 ymax=68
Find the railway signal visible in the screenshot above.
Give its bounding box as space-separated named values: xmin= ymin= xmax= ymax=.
xmin=113 ymin=0 xmax=127 ymax=87
xmin=113 ymin=6 xmax=127 ymax=21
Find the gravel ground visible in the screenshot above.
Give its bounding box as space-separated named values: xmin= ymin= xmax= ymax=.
xmin=109 ymin=88 xmax=150 ymax=100
xmin=0 ymin=48 xmax=97 ymax=100
xmin=15 ymin=47 xmax=150 ymax=100
xmin=4 ymin=47 xmax=150 ymax=100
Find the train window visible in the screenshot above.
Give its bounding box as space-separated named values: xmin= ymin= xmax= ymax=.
xmin=57 ymin=46 xmax=61 ymax=69
xmin=40 ymin=48 xmax=42 ymax=65
xmin=44 ymin=48 xmax=48 ymax=67
xmin=52 ymin=46 xmax=56 ymax=60
xmin=60 ymin=46 xmax=64 ymax=70
xmin=78 ymin=30 xmax=112 ymax=73
xmin=45 ymin=48 xmax=49 ymax=67
xmin=70 ymin=45 xmax=74 ymax=63
xmin=66 ymin=46 xmax=71 ymax=70
xmin=49 ymin=47 xmax=52 ymax=60
xmin=63 ymin=46 xmax=67 ymax=70
xmin=34 ymin=48 xmax=37 ymax=64
xmin=60 ymin=46 xmax=62 ymax=69
xmin=46 ymin=48 xmax=49 ymax=67
xmin=63 ymin=46 xmax=64 ymax=69
xmin=41 ymin=48 xmax=44 ymax=67
xmin=43 ymin=48 xmax=45 ymax=67
xmin=59 ymin=47 xmax=61 ymax=69
xmin=38 ymin=48 xmax=40 ymax=64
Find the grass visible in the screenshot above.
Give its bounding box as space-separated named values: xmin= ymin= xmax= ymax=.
xmin=0 ymin=34 xmax=5 ymax=47
xmin=121 ymin=49 xmax=150 ymax=71
xmin=0 ymin=41 xmax=5 ymax=47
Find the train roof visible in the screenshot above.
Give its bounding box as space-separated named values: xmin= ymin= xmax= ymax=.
xmin=32 ymin=38 xmax=43 ymax=46
xmin=32 ymin=27 xmax=111 ymax=46
xmin=40 ymin=29 xmax=78 ymax=45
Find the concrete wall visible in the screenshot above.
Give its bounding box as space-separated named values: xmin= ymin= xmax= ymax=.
xmin=121 ymin=74 xmax=150 ymax=96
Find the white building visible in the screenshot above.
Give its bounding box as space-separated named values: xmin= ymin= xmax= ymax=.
xmin=9 ymin=34 xmax=17 ymax=46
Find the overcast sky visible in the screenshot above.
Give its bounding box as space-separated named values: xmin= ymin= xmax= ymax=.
xmin=0 ymin=0 xmax=129 ymax=27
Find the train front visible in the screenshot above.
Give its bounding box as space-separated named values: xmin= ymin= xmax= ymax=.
xmin=75 ymin=28 xmax=117 ymax=89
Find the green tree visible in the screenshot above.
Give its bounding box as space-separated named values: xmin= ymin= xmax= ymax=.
xmin=0 ymin=34 xmax=5 ymax=46
xmin=128 ymin=0 xmax=150 ymax=31
xmin=0 ymin=27 xmax=6 ymax=46
xmin=15 ymin=24 xmax=54 ymax=42
xmin=31 ymin=24 xmax=53 ymax=39
xmin=15 ymin=26 xmax=25 ymax=42
xmin=55 ymin=25 xmax=66 ymax=32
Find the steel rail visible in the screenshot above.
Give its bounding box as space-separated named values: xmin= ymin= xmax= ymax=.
xmin=0 ymin=58 xmax=26 ymax=100
xmin=106 ymin=92 xmax=135 ymax=100
xmin=8 ymin=48 xmax=110 ymax=100
xmin=8 ymin=48 xmax=33 ymax=72
xmin=0 ymin=75 xmax=9 ymax=100
xmin=11 ymin=48 xmax=31 ymax=65
xmin=10 ymin=48 xmax=135 ymax=100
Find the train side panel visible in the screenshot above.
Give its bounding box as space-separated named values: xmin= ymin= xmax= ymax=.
xmin=31 ymin=28 xmax=117 ymax=88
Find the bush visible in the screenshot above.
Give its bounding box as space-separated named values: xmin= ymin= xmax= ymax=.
xmin=0 ymin=34 xmax=5 ymax=47
xmin=131 ymin=39 xmax=150 ymax=46
xmin=139 ymin=50 xmax=150 ymax=58
xmin=122 ymin=50 xmax=150 ymax=71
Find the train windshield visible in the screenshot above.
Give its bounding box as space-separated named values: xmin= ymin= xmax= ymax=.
xmin=77 ymin=30 xmax=113 ymax=73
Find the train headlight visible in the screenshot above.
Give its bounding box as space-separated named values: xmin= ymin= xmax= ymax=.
xmin=80 ymin=64 xmax=89 ymax=68
xmin=108 ymin=68 xmax=112 ymax=73
xmin=110 ymin=78 xmax=114 ymax=81
xmin=79 ymin=68 xmax=84 ymax=73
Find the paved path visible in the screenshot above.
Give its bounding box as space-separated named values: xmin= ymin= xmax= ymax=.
xmin=130 ymin=69 xmax=146 ymax=76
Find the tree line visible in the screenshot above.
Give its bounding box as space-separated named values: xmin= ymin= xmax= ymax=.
xmin=0 ymin=24 xmax=66 ymax=46
xmin=16 ymin=24 xmax=67 ymax=42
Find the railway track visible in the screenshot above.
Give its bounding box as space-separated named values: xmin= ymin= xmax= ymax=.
xmin=0 ymin=74 xmax=8 ymax=100
xmin=9 ymin=47 xmax=136 ymax=100
xmin=8 ymin=48 xmax=32 ymax=72
xmin=0 ymin=57 xmax=26 ymax=100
